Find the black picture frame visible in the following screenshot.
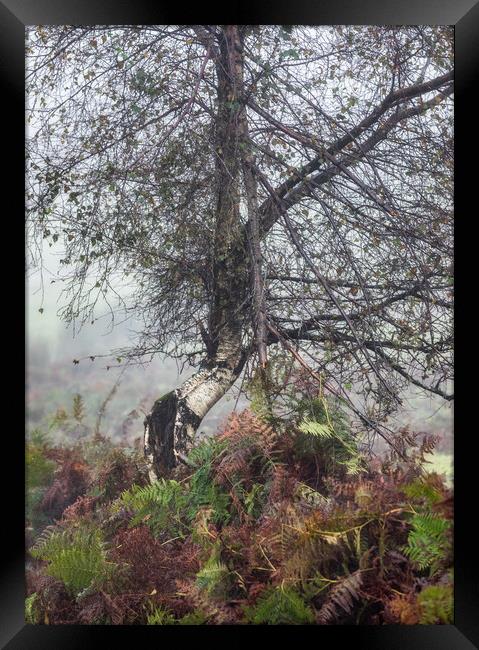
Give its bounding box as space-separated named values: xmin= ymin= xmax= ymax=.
xmin=4 ymin=1 xmax=476 ymax=647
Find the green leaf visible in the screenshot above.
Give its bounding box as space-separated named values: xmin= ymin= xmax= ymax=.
xmin=281 ymin=48 xmax=299 ymax=60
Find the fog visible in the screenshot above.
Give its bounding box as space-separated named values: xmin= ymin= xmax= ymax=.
xmin=26 ymin=245 xmax=247 ymax=442
xmin=27 ymin=245 xmax=452 ymax=458
xmin=25 ymin=24 xmax=452 ymax=463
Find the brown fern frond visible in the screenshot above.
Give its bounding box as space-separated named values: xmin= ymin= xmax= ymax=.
xmin=62 ymin=495 xmax=98 ymax=522
xmin=30 ymin=524 xmax=61 ymax=552
xmin=214 ymin=410 xmax=282 ymax=488
xmin=214 ymin=447 xmax=251 ymax=487
xmin=316 ymin=570 xmax=363 ymax=624
xmin=267 ymin=464 xmax=298 ymax=504
xmin=218 ymin=410 xmax=278 ymax=455
xmin=174 ymin=577 xmax=240 ymax=624
xmin=40 ymin=457 xmax=90 ymax=519
xmin=386 ymin=592 xmax=420 ymax=625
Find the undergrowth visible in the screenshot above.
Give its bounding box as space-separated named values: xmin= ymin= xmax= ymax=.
xmin=26 ymin=383 xmax=453 ymax=625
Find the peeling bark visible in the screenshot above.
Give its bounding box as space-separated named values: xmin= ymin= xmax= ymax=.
xmin=144 ymin=356 xmax=245 ymax=479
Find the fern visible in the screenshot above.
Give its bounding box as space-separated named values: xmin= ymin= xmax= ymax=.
xmin=302 ymin=571 xmax=336 ymax=601
xmin=316 ymin=570 xmax=363 ymax=624
xmin=120 ymin=479 xmax=188 ymax=539
xmin=186 ymin=440 xmax=231 ymax=525
xmin=402 ymin=513 xmax=451 ymax=576
xmin=295 ymin=398 xmax=365 ymax=476
xmin=31 ymin=527 xmax=122 ymax=595
xmin=187 ymin=437 xmax=227 ymax=467
xmin=215 ymin=410 xmax=281 ymax=485
xmin=243 ymin=585 xmax=315 ymax=625
xmin=403 ymin=478 xmax=443 ymax=506
xmin=72 ymin=394 xmax=85 ymax=423
xmin=146 ymin=604 xmax=176 ymax=625
xmin=26 ymin=439 xmax=56 ymax=491
xmin=242 ymin=482 xmax=266 ymax=518
xmin=299 ymin=419 xmax=335 ymax=439
xmin=25 ymin=593 xmax=42 ymax=624
xmin=294 ymin=482 xmax=329 ymax=508
xmin=28 ymin=427 xmax=51 ymax=447
xmin=417 ymin=584 xmax=453 ymax=624
xmin=196 ymin=544 xmax=232 ymax=600
xmin=121 ymin=444 xmax=231 ymax=537
xmin=178 ymin=610 xmax=209 ymax=625
xmin=26 ymin=441 xmax=57 ymax=533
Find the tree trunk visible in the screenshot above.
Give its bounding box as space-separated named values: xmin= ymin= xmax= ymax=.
xmin=144 ymin=26 xmax=252 ymax=479
xmin=144 ymin=354 xmax=245 ymax=480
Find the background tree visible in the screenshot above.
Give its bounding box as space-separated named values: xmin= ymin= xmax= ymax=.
xmin=27 ymin=25 xmax=453 ymax=477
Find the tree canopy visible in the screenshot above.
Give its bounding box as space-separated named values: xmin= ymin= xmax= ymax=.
xmin=27 ymin=25 xmax=453 ymax=472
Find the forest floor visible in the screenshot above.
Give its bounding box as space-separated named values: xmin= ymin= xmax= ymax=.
xmin=26 ymin=392 xmax=453 ymax=625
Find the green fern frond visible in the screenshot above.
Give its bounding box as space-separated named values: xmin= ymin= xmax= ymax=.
xmin=187 ymin=466 xmax=231 ymax=526
xmin=418 ymin=584 xmax=453 ymax=624
xmin=298 ymin=419 xmax=335 ymax=439
xmin=402 ymin=513 xmax=451 ymax=576
xmin=25 ymin=593 xmax=42 ymax=624
xmin=30 ymin=526 xmax=70 ymax=555
xmin=196 ymin=545 xmax=232 ymax=600
xmin=187 ymin=438 xmax=227 ymax=467
xmin=146 ymin=604 xmax=176 ymax=625
xmin=403 ymin=478 xmax=443 ymax=505
xmin=243 ymin=585 xmax=315 ymax=625
xmin=120 ymin=479 xmax=188 ymax=539
xmin=339 ymin=455 xmax=366 ymax=476
xmin=31 ymin=527 xmax=122 ymax=595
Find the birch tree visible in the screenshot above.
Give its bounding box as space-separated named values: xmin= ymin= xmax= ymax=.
xmin=27 ymin=25 xmax=453 ymax=477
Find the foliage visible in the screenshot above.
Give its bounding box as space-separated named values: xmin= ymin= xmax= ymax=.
xmin=417 ymin=584 xmax=453 ymax=624
xmin=146 ymin=604 xmax=176 ymax=625
xmin=178 ymin=610 xmax=209 ymax=625
xmin=26 ymin=398 xmax=453 ymax=626
xmin=120 ymin=479 xmax=188 ymax=540
xmin=402 ymin=477 xmax=443 ymax=505
xmin=244 ymin=586 xmax=315 ymax=625
xmin=196 ymin=545 xmax=233 ymax=600
xmin=315 ymin=571 xmax=363 ymax=624
xmin=26 ymin=439 xmax=56 ymax=490
xmin=402 ymin=512 xmax=451 ymax=576
xmin=72 ymin=394 xmax=85 ymax=423
xmin=294 ymin=395 xmax=366 ymax=479
xmin=25 ymin=593 xmax=42 ymax=624
xmin=26 ymin=437 xmax=57 ymax=534
xmin=31 ymin=527 xmax=123 ymax=596
xmin=186 ymin=439 xmax=231 ymax=525
xmin=93 ymin=447 xmax=148 ymax=502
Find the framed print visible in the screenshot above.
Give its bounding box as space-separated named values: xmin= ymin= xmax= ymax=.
xmin=2 ymin=0 xmax=476 ymax=647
